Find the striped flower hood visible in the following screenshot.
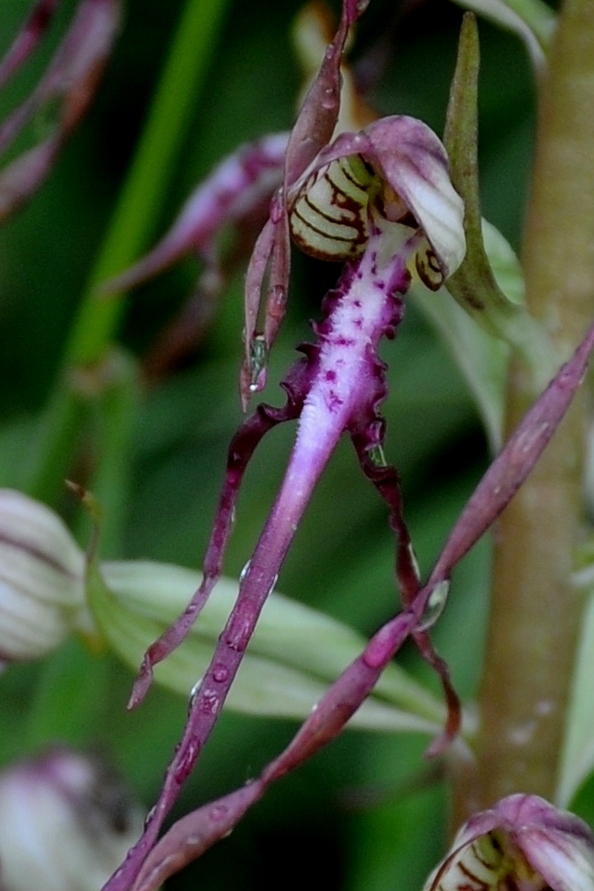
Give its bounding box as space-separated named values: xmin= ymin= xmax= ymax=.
xmin=424 ymin=795 xmax=594 ymax=891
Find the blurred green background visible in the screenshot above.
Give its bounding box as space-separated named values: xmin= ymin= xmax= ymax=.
xmin=0 ymin=0 xmax=536 ymax=887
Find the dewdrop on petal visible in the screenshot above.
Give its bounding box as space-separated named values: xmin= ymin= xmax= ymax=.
xmin=0 ymin=747 xmax=144 ymax=891
xmin=0 ymin=489 xmax=85 ymax=663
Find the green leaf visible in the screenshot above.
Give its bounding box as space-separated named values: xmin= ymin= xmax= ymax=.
xmin=88 ymin=559 xmax=448 ymax=735
xmin=411 ymin=278 xmax=507 ymax=450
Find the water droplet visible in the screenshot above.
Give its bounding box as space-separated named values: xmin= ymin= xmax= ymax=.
xmin=239 ymin=560 xmax=251 ymax=583
xmin=143 ymin=805 xmax=156 ymax=829
xmin=269 ymin=284 xmax=286 ymax=307
xmin=249 ymin=334 xmax=268 ymax=388
xmin=368 ymin=444 xmax=388 ymax=468
xmin=210 ymin=804 xmax=229 ymax=823
xmin=188 ymin=678 xmax=203 ymax=710
xmin=200 ymin=690 xmax=220 ymax=716
xmin=173 ymin=736 xmax=200 ymax=784
xmin=417 ymin=580 xmax=450 ymax=631
xmin=212 ymin=662 xmax=229 ymax=684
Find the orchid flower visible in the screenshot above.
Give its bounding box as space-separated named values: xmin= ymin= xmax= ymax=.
xmin=97 ymin=0 xmax=466 ymax=885
xmin=423 ymin=794 xmax=594 ymax=891
xmin=127 ymin=5 xmax=466 ymax=726
xmin=0 ymin=746 xmax=144 ymax=891
xmin=97 ymin=1 xmax=594 ymax=888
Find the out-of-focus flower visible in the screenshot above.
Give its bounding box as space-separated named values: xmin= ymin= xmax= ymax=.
xmin=0 ymin=0 xmax=120 ymax=223
xmin=0 ymin=489 xmax=85 ymax=663
xmin=423 ymin=794 xmax=594 ymax=891
xmin=0 ymin=747 xmax=144 ymax=891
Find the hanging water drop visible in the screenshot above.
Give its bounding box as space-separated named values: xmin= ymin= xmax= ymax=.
xmin=368 ymin=443 xmax=388 ymax=468
xmin=249 ymin=334 xmax=267 ymax=390
xmin=417 ymin=579 xmax=450 ymax=631
xmin=239 ymin=559 xmax=251 ymax=583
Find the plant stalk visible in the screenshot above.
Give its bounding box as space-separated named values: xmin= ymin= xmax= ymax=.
xmin=473 ymin=0 xmax=594 ymax=810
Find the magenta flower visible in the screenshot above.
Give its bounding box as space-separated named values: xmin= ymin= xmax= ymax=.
xmin=127 ymin=8 xmax=466 ymax=710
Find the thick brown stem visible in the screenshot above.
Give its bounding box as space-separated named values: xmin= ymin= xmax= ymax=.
xmin=473 ymin=0 xmax=594 ymax=811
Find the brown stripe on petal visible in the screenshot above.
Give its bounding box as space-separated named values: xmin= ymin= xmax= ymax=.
xmin=289 ymin=154 xmax=380 ymax=261
xmin=0 ymin=532 xmax=78 ymax=578
xmin=430 ymin=835 xmax=509 ymax=891
xmin=416 ymin=241 xmax=445 ymax=290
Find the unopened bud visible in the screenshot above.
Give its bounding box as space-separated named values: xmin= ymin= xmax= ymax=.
xmin=0 ymin=489 xmax=85 ymax=662
xmin=423 ymin=794 xmax=594 ymax=891
xmin=0 ymin=747 xmax=144 ymax=891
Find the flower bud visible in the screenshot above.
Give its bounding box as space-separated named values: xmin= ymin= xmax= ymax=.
xmin=0 ymin=747 xmax=144 ymax=891
xmin=423 ymin=794 xmax=594 ymax=891
xmin=0 ymin=489 xmax=85 ymax=662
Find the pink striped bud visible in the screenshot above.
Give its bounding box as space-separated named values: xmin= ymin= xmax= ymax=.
xmin=0 ymin=489 xmax=85 ymax=663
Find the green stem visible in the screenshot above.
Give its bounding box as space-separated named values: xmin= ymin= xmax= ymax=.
xmin=27 ymin=0 xmax=231 ymax=504
xmin=473 ymin=0 xmax=594 ymax=810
